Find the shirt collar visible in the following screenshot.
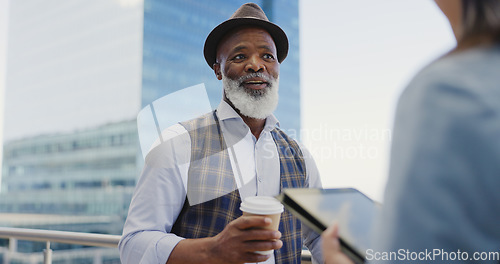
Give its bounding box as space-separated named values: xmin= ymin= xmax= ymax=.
xmin=216 ymin=100 xmax=280 ymax=132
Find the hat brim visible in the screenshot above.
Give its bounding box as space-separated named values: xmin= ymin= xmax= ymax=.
xmin=204 ymin=17 xmax=289 ymax=69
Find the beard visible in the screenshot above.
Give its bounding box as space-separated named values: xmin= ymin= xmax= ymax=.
xmin=222 ymin=72 xmax=279 ymax=119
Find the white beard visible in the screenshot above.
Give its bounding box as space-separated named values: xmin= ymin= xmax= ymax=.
xmin=222 ymin=72 xmax=279 ymax=119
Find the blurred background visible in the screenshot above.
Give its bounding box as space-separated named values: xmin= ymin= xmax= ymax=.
xmin=0 ymin=0 xmax=454 ymax=263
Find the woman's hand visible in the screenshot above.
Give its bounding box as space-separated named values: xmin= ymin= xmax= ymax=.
xmin=322 ymin=223 xmax=354 ymax=264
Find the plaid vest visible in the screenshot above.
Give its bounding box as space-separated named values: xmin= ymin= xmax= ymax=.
xmin=172 ymin=111 xmax=307 ymax=264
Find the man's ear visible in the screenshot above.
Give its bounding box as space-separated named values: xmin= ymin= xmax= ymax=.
xmin=213 ymin=63 xmax=222 ymax=80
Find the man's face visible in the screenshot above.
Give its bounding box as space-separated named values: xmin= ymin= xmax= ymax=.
xmin=214 ymin=27 xmax=280 ymax=119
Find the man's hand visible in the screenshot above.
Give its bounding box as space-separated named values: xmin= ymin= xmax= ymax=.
xmin=207 ymin=215 xmax=283 ymax=263
xmin=167 ymin=215 xmax=282 ymax=264
xmin=322 ymin=223 xmax=354 ymax=264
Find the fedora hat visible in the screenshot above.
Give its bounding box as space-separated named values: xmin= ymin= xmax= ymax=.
xmin=203 ymin=2 xmax=289 ymax=69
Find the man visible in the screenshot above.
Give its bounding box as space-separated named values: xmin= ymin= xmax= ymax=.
xmin=119 ymin=3 xmax=323 ymax=264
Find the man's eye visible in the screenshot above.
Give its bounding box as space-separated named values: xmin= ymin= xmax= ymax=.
xmin=263 ymin=54 xmax=275 ymax=60
xmin=233 ymin=54 xmax=245 ymax=60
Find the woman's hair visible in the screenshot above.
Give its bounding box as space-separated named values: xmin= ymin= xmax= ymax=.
xmin=459 ymin=0 xmax=500 ymax=47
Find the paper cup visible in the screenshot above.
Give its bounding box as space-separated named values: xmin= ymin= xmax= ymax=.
xmin=240 ymin=196 xmax=284 ymax=255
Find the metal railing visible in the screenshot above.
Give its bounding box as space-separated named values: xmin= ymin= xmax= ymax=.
xmin=0 ymin=227 xmax=120 ymax=264
xmin=0 ymin=227 xmax=313 ymax=264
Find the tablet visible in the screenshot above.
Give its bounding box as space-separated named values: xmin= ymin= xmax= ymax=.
xmin=276 ymin=188 xmax=380 ymax=264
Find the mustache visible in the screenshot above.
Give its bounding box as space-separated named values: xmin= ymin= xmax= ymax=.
xmin=235 ymin=72 xmax=274 ymax=84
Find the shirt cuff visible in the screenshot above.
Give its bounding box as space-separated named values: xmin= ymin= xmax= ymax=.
xmin=156 ymin=234 xmax=185 ymax=264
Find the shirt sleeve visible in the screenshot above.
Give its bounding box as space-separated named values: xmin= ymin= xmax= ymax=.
xmin=119 ymin=124 xmax=191 ymax=264
xmin=300 ymin=144 xmax=324 ymax=264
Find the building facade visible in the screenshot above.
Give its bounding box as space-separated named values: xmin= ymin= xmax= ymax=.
xmin=0 ymin=121 xmax=137 ymax=263
xmin=1 ymin=120 xmax=137 ymax=222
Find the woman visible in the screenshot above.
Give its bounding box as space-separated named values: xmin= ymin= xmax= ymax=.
xmin=323 ymin=1 xmax=500 ymax=263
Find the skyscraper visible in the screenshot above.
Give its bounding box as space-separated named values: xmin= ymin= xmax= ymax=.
xmin=1 ymin=0 xmax=300 ymax=262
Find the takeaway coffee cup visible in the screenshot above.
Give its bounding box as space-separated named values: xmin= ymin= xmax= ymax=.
xmin=240 ymin=196 xmax=284 ymax=255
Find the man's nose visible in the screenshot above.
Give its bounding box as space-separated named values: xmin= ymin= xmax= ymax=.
xmin=245 ymin=56 xmax=265 ymax=72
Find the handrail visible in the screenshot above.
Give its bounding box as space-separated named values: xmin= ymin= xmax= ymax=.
xmin=0 ymin=227 xmax=121 ymax=248
xmin=0 ymin=227 xmax=313 ymax=263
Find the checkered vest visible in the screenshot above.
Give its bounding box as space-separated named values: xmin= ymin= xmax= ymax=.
xmin=172 ymin=111 xmax=307 ymax=264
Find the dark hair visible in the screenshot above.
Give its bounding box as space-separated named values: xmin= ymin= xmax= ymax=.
xmin=460 ymin=0 xmax=500 ymax=46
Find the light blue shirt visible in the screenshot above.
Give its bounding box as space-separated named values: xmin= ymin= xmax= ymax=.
xmin=119 ymin=100 xmax=323 ymax=264
xmin=372 ymin=46 xmax=500 ymax=263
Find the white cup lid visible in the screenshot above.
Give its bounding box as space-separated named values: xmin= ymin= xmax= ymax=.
xmin=240 ymin=196 xmax=284 ymax=215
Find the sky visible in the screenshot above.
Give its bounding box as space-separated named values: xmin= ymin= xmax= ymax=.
xmin=0 ymin=0 xmax=456 ymax=199
xmin=299 ymin=0 xmax=455 ymax=201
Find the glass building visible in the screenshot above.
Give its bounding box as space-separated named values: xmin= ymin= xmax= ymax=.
xmin=1 ymin=0 xmax=300 ymax=262
xmin=1 ymin=120 xmax=137 ymax=221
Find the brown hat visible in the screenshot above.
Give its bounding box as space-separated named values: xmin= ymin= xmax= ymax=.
xmin=203 ymin=3 xmax=289 ymax=69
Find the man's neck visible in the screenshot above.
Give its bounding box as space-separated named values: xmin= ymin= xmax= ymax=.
xmin=224 ymin=98 xmax=266 ymax=139
xmin=241 ymin=115 xmax=265 ymax=139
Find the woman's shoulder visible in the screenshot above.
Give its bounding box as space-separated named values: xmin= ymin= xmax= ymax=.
xmin=401 ymin=45 xmax=500 ymax=108
xmin=433 ymin=45 xmax=498 ymax=72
